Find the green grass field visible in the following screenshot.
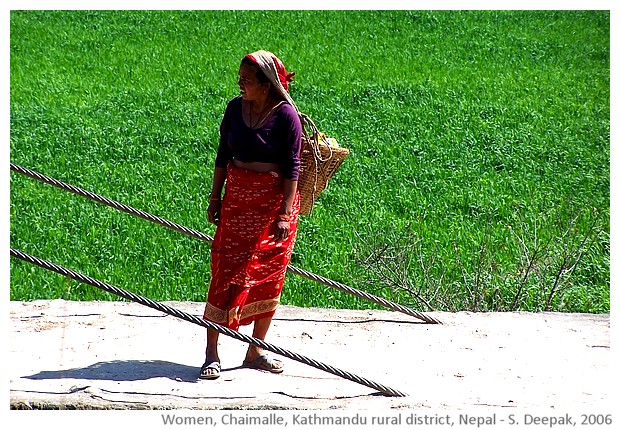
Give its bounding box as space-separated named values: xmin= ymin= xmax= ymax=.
xmin=10 ymin=10 xmax=610 ymax=313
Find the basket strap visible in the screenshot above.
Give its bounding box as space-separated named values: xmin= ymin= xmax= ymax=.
xmin=300 ymin=113 xmax=333 ymax=162
xmin=298 ymin=111 xmax=337 ymax=215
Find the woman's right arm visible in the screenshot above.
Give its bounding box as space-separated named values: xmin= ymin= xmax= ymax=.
xmin=208 ymin=99 xmax=237 ymax=225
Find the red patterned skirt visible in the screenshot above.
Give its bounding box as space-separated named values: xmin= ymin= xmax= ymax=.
xmin=203 ymin=163 xmax=300 ymax=331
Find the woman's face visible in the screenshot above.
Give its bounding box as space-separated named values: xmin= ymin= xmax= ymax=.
xmin=238 ymin=63 xmax=268 ymax=102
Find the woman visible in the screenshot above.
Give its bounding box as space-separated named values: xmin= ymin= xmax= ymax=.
xmin=200 ymin=50 xmax=303 ymax=380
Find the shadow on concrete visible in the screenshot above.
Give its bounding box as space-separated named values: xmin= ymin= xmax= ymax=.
xmin=23 ymin=360 xmax=205 ymax=383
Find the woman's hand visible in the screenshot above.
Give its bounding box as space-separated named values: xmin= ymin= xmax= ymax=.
xmin=274 ymin=219 xmax=290 ymax=242
xmin=274 ymin=213 xmax=292 ymax=242
xmin=207 ymin=201 xmax=221 ymax=225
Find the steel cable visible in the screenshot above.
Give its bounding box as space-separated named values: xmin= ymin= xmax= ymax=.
xmin=286 ymin=265 xmax=441 ymax=324
xmin=10 ymin=248 xmax=408 ymax=398
xmin=10 ymin=163 xmax=441 ymax=324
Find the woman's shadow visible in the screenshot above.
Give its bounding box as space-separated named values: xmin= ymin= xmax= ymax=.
xmin=23 ymin=360 xmax=203 ymax=383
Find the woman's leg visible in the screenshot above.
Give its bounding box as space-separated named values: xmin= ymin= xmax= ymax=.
xmin=201 ymin=328 xmax=221 ymax=377
xmin=244 ymin=316 xmax=283 ymax=371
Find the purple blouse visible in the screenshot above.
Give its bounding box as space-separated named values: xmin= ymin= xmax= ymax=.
xmin=215 ymin=96 xmax=303 ymax=180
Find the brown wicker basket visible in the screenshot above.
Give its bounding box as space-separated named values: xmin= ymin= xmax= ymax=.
xmin=297 ymin=114 xmax=349 ymax=215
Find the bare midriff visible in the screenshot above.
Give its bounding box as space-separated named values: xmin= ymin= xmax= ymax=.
xmin=233 ymin=158 xmax=280 ymax=174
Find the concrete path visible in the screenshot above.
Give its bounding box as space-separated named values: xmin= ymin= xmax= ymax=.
xmin=8 ymin=300 xmax=612 ymax=411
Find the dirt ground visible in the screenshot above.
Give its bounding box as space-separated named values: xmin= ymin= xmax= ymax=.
xmin=8 ymin=299 xmax=613 ymax=412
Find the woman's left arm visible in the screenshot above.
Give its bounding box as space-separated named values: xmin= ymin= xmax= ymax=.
xmin=274 ymin=105 xmax=302 ymax=242
xmin=274 ymin=179 xmax=297 ymax=242
xmin=281 ymin=179 xmax=298 ymax=216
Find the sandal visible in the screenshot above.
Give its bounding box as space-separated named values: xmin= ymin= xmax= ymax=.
xmin=199 ymin=361 xmax=221 ymax=380
xmin=242 ymin=354 xmax=284 ymax=374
